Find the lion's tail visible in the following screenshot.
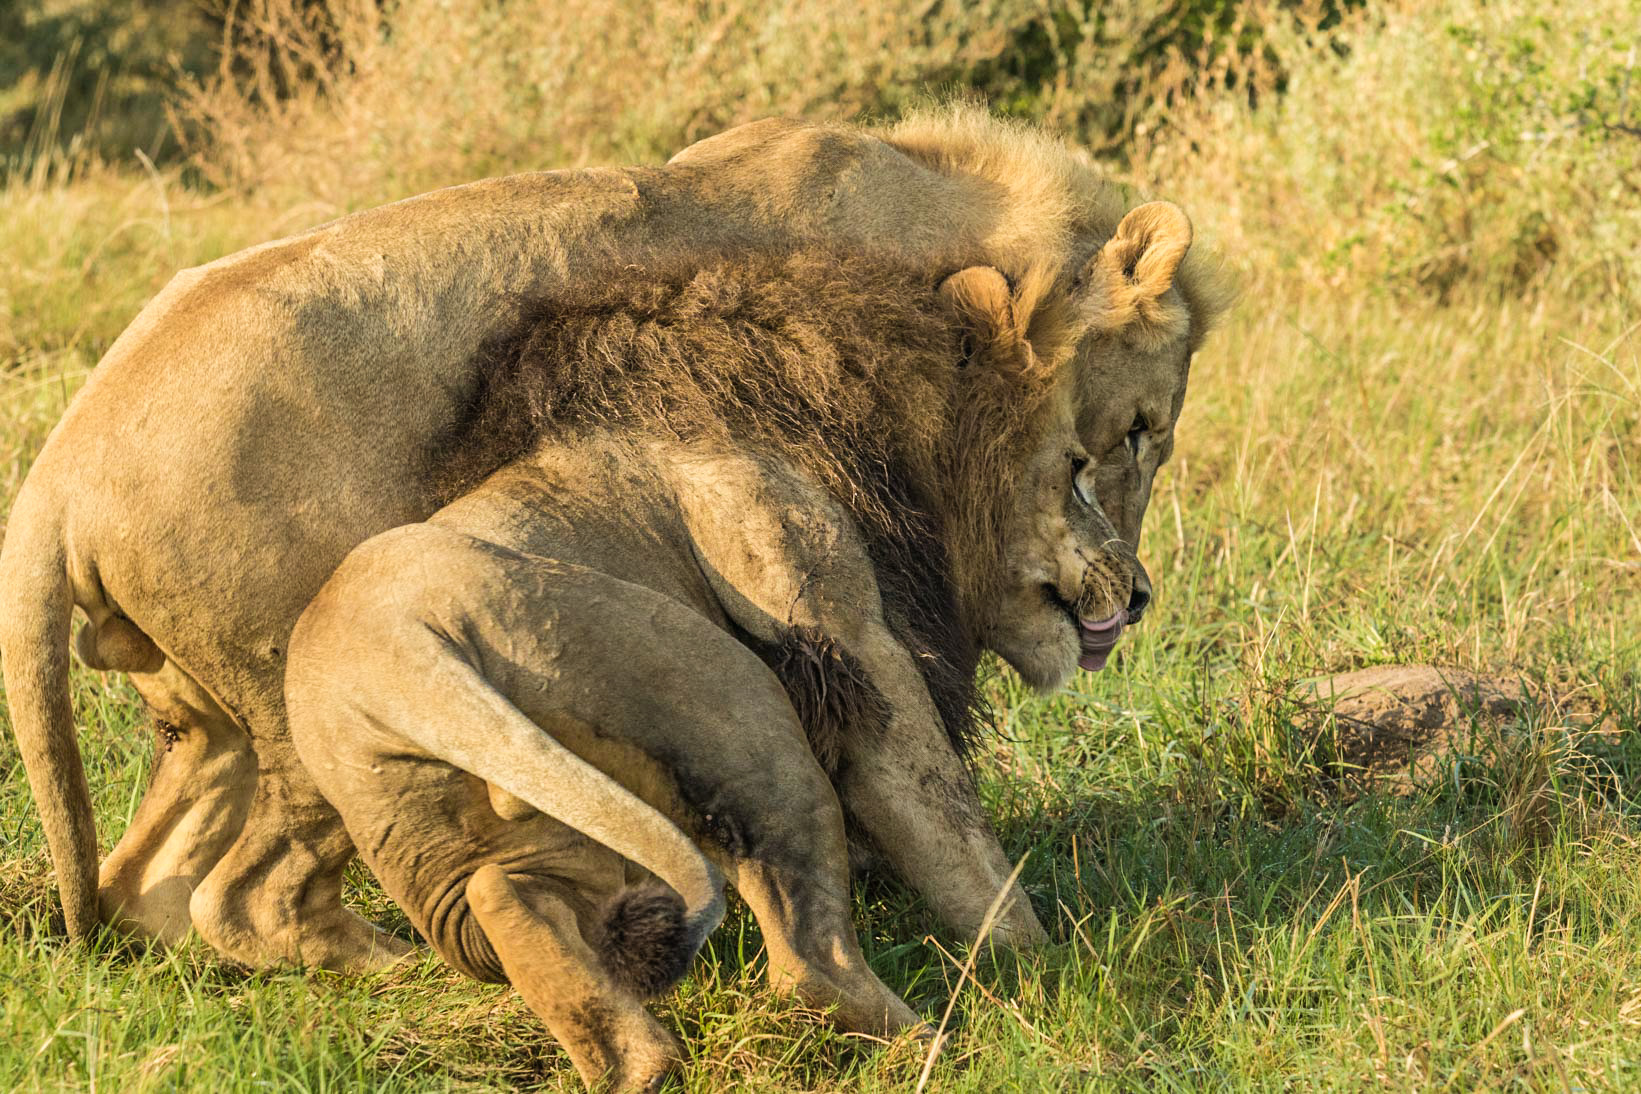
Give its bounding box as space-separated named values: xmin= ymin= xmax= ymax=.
xmin=0 ymin=490 xmax=98 ymax=938
xmin=376 ymin=657 xmax=725 ymax=998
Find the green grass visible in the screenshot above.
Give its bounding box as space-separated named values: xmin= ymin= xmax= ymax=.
xmin=2 ymin=603 xmax=1639 ymax=1089
xmin=3 ymin=0 xmax=1640 ymax=1089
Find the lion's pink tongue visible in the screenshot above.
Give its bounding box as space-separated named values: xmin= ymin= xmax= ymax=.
xmin=1078 ymin=610 xmax=1128 ymax=672
xmin=1078 ymin=649 xmax=1115 ymax=671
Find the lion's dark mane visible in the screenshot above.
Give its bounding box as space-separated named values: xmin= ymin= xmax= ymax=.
xmin=428 ymin=249 xmax=1026 ymax=754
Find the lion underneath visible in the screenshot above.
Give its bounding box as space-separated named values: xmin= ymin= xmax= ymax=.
xmin=284 ymin=251 xmax=1148 ymax=1090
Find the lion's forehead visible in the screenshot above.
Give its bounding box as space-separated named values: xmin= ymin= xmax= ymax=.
xmin=1073 ymin=339 xmax=1191 ymax=436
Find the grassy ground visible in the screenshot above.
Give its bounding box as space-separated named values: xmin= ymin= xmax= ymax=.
xmin=2 ymin=1 xmax=1639 ymax=1089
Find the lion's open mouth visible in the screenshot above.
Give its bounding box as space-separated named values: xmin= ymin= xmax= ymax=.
xmin=1076 ymin=609 xmax=1127 ymax=672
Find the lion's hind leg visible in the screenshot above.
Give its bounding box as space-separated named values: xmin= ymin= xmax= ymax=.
xmin=291 ymin=695 xmax=686 ymax=1091
xmin=185 ymin=747 xmax=412 ymax=973
xmin=467 ymin=865 xmax=685 ymax=1092
xmin=68 ymin=617 xmax=257 ymax=947
xmin=468 ymin=575 xmax=925 ymax=1040
xmin=287 ymin=609 xmax=712 ymax=1089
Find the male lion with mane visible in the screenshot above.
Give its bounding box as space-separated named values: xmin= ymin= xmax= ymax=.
xmin=0 ymin=105 xmax=1231 ymax=971
xmin=286 ymin=249 xmax=1140 ymax=1090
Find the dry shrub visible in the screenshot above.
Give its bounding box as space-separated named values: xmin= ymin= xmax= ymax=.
xmin=0 ymin=0 xmax=219 ymax=180
xmin=181 ymin=0 xmax=1641 ymax=309
xmin=1120 ymin=1 xmax=1639 ymax=680
xmin=173 ymin=0 xmax=1330 ymax=209
xmin=1134 ymin=0 xmax=1641 ymax=304
xmin=175 ymin=0 xmax=1021 ymax=206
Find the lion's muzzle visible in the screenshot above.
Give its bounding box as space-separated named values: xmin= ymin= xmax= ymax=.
xmin=1071 ymin=550 xmax=1150 ymax=671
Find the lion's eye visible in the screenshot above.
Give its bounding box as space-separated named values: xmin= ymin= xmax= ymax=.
xmin=1126 ymin=415 xmax=1148 ymax=456
xmin=1070 ymin=456 xmax=1094 ymax=507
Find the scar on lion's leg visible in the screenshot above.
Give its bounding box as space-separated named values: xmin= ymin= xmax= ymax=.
xmin=77 ymin=624 xmax=258 ymax=946
xmin=97 ymin=703 xmax=258 ymax=943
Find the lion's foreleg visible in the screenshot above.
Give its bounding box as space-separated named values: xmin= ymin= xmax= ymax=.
xmin=671 ymin=455 xmax=1049 ymax=949
xmin=829 ymin=635 xmax=1049 ymax=949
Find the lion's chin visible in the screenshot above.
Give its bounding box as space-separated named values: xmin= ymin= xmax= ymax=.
xmin=993 ymin=617 xmax=1081 ymax=694
xmin=1019 ymin=659 xmax=1077 ymax=694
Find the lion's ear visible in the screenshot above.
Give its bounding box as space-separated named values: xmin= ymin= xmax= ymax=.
xmin=1077 ymin=201 xmax=1193 ymax=342
xmin=939 ymin=265 xmax=1023 ymax=371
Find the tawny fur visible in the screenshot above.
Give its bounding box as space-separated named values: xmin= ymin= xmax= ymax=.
xmin=434 ymin=250 xmax=1063 ymax=748
xmin=286 ymin=251 xmax=1121 ymax=1081
xmin=880 ymin=103 xmax=1237 ymax=352
xmin=438 ymin=251 xmax=1058 ymax=647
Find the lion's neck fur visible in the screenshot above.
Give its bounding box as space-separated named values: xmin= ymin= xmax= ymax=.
xmin=662 ymin=104 xmax=1232 ymax=349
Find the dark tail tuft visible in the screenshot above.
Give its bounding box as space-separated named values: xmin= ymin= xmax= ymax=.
xmin=595 ymin=884 xmax=694 ymax=998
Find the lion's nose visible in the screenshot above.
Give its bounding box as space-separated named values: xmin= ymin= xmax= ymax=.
xmin=1126 ymin=568 xmax=1152 ymax=624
